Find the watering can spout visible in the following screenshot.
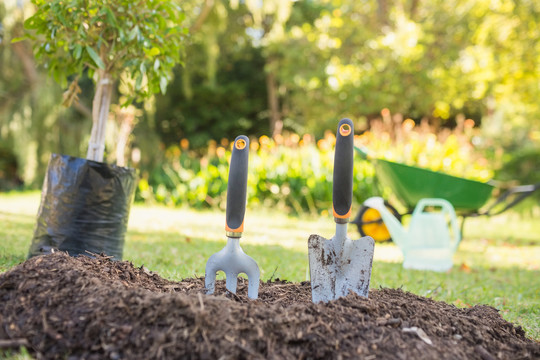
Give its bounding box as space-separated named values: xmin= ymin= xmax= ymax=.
xmin=363 ymin=197 xmax=407 ymax=246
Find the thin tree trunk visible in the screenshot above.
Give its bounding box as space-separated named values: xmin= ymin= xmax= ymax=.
xmin=182 ymin=65 xmax=193 ymax=100
xmin=11 ymin=39 xmax=45 ymax=184
xmin=115 ymin=107 xmax=136 ymax=167
xmin=266 ymin=70 xmax=282 ymax=137
xmin=2 ymin=41 xmax=36 ymax=114
xmin=377 ymin=0 xmax=389 ymax=26
xmin=11 ymin=42 xmax=38 ymax=89
xmin=87 ymin=70 xmax=113 ymax=162
xmin=73 ymin=101 xmax=92 ymax=119
xmin=410 ymin=0 xmax=420 ymax=20
xmin=190 ymin=0 xmax=215 ymax=34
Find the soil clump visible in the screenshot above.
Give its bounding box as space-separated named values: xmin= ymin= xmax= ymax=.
xmin=0 ymin=253 xmax=538 ymax=359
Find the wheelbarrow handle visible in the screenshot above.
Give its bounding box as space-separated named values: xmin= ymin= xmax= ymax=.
xmin=225 ymin=135 xmax=250 ymax=237
xmin=333 ymin=118 xmax=354 ymax=223
xmin=481 ymin=182 xmax=540 ymax=216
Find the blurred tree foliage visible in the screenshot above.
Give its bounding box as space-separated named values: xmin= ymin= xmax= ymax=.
xmin=154 ymin=1 xmax=268 ymax=149
xmin=1 ymin=0 xmax=539 ymax=190
xmin=0 ymin=1 xmax=90 ymax=187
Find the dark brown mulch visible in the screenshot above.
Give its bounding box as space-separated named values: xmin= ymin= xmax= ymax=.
xmin=0 ymin=253 xmax=538 ymax=359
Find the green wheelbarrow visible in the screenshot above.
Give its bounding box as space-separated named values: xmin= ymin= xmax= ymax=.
xmin=352 ymin=146 xmax=540 ymax=243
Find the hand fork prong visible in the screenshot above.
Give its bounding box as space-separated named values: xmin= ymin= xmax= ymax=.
xmin=204 ymin=237 xmax=260 ymax=299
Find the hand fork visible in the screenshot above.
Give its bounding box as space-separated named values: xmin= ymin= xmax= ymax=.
xmin=204 ymin=135 xmax=260 ymax=299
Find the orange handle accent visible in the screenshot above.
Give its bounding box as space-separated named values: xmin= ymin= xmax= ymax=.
xmin=235 ymin=138 xmax=247 ymax=150
xmin=333 ymin=206 xmax=352 ymax=219
xmin=225 ymin=220 xmax=244 ymax=233
xmin=339 ymin=123 xmax=352 ymax=137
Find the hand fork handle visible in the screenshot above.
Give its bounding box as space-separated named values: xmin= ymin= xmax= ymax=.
xmin=226 ymin=135 xmax=250 ymax=236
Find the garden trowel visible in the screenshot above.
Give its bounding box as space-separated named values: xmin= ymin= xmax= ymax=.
xmin=308 ymin=118 xmax=375 ymax=303
xmin=205 ymin=135 xmax=260 ymax=299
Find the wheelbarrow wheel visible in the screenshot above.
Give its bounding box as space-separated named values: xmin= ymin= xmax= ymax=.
xmin=352 ymin=201 xmax=401 ymax=243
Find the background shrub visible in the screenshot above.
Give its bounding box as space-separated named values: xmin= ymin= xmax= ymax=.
xmin=136 ymin=116 xmax=493 ymax=215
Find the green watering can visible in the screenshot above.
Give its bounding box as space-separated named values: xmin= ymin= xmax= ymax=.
xmin=363 ymin=197 xmax=461 ymax=272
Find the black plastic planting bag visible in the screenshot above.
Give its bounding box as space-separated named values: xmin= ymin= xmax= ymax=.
xmin=29 ymin=154 xmax=137 ymax=260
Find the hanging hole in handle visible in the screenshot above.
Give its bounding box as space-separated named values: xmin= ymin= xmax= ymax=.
xmin=339 ymin=123 xmax=352 ymax=136
xmin=235 ymin=139 xmax=247 ymax=150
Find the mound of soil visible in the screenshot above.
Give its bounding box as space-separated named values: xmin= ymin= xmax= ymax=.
xmin=0 ymin=253 xmax=538 ymax=359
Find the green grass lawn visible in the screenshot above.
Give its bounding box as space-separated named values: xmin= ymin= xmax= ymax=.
xmin=1 ymin=191 xmax=539 ymax=341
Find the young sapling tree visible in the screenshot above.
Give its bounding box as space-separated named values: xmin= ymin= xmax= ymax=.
xmin=22 ymin=0 xmax=187 ymax=162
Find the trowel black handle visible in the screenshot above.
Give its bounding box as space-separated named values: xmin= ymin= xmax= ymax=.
xmin=333 ymin=118 xmax=354 ymax=223
xmin=226 ymin=135 xmax=249 ymax=236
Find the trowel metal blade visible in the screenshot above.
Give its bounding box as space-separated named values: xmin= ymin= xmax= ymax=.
xmin=308 ymin=234 xmax=375 ymax=303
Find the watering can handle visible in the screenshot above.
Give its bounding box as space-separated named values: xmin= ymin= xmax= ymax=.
xmin=225 ymin=135 xmax=249 ymax=237
xmin=414 ymin=198 xmax=461 ymax=249
xmin=333 ymin=118 xmax=354 ymax=222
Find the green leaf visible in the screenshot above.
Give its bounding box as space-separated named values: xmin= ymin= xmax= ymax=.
xmin=74 ymin=44 xmax=82 ymax=59
xmin=85 ymin=46 xmax=105 ymax=69
xmin=103 ymin=7 xmax=118 ymax=27
xmin=118 ymin=28 xmax=126 ymax=43
xmin=23 ymin=16 xmax=39 ymax=30
xmin=11 ymin=37 xmax=27 ymax=43
xmin=154 ymin=59 xmax=160 ymax=71
xmin=160 ymin=75 xmax=168 ymax=94
xmin=135 ymin=74 xmax=143 ymax=90
xmin=128 ymin=26 xmax=140 ymax=41
xmin=56 ymin=13 xmax=68 ymax=27
xmin=148 ymin=47 xmax=161 ymax=57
